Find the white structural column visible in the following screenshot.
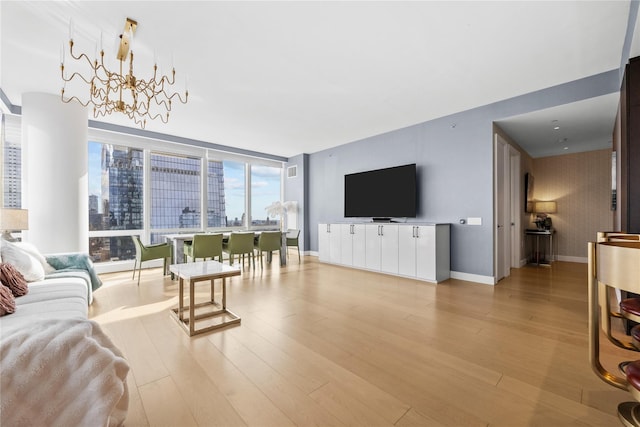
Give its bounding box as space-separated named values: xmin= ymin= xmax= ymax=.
xmin=21 ymin=92 xmax=88 ymax=253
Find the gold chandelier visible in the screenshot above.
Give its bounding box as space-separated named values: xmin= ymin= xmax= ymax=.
xmin=60 ymin=18 xmax=188 ymax=129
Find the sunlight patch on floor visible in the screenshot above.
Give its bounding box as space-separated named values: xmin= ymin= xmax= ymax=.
xmin=91 ymin=299 xmax=177 ymax=325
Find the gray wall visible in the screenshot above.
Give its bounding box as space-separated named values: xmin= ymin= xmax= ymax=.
xmin=290 ymin=70 xmax=619 ymax=279
xmin=284 ymin=1 xmax=639 ymax=280
xmin=284 ymin=153 xmax=309 ymax=252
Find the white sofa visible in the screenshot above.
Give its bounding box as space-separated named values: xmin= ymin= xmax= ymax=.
xmin=2 ymin=275 xmax=88 ymax=322
xmin=0 ymin=240 xmax=130 ymax=427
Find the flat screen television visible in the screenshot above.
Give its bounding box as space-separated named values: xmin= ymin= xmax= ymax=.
xmin=344 ymin=164 xmax=417 ymax=220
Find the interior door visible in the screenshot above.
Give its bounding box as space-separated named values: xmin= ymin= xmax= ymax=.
xmin=509 ymin=146 xmax=521 ymax=268
xmin=494 ymin=134 xmax=510 ymax=282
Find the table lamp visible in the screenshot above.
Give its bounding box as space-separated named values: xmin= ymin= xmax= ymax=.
xmin=533 ymin=201 xmax=556 ymax=230
xmin=1 ymin=208 xmax=29 ymax=241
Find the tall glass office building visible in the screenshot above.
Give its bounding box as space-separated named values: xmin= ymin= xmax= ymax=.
xmin=150 ymin=153 xmax=200 ymax=229
xmin=1 ymin=115 xmax=22 ymax=208
xmin=102 ymin=144 xmax=144 ymax=230
xmin=207 ymin=161 xmax=227 ymax=227
xmin=149 ymin=153 xmax=227 ymax=230
xmin=87 ymin=144 xmax=144 ymax=262
xmin=86 ymin=143 xmax=229 ymax=261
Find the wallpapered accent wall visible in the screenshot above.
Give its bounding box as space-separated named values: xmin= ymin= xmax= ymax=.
xmin=532 ymin=149 xmax=613 ymax=260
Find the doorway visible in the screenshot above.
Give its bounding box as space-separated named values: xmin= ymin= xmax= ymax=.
xmin=494 ymin=133 xmax=521 ymax=282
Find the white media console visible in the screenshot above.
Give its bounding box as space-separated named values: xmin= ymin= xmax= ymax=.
xmin=318 ymin=223 xmax=450 ymax=283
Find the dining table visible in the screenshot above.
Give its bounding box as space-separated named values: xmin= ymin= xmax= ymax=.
xmin=164 ymin=230 xmax=287 ymax=268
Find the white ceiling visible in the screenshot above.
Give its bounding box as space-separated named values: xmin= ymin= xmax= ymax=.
xmin=0 ymin=1 xmax=637 ymax=159
xmin=495 ymin=93 xmax=620 ymax=158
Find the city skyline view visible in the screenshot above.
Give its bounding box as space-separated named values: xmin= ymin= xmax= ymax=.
xmin=88 ymin=142 xmax=282 ymax=227
xmin=2 ymin=123 xmax=283 ymax=263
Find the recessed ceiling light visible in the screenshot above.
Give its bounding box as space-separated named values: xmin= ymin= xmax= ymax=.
xmin=554 ymin=126 xmax=560 ymax=130
xmin=564 ymin=147 xmax=569 ymax=150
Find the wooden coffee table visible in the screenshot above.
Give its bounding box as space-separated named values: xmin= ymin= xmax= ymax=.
xmin=169 ymin=261 xmax=242 ymax=336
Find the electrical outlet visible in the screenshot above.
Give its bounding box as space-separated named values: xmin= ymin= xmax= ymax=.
xmin=468 ymin=217 xmax=482 ymax=225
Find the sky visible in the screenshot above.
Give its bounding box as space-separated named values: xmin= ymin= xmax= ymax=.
xmin=217 ymin=161 xmax=282 ymax=222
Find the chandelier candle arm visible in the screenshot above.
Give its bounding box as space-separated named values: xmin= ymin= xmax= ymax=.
xmin=60 ymin=17 xmax=188 ymax=129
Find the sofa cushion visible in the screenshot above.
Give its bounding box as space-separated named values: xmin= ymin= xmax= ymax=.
xmin=0 ymin=263 xmax=28 ymax=297
xmin=14 ymin=242 xmax=56 ymax=274
xmin=0 ymin=240 xmax=45 ymax=282
xmin=8 ymin=296 xmax=87 ymax=321
xmin=18 ymin=278 xmax=88 ymax=306
xmin=43 ymin=270 xmax=94 ymax=305
xmin=0 ymin=284 xmax=16 ymax=316
xmin=1 ymin=277 xmax=88 ymax=329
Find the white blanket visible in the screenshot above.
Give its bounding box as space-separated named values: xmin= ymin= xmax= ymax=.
xmin=1 ymin=318 xmax=129 ymax=427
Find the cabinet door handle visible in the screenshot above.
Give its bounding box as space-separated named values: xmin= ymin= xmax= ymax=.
xmin=415 ymin=226 xmax=419 ymax=238
xmin=380 ymin=225 xmax=384 ymax=236
xmin=327 ymin=224 xmax=330 ymax=233
xmin=351 ymin=224 xmax=354 ymax=234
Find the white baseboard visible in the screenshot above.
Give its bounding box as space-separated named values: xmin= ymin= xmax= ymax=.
xmin=555 ymin=255 xmax=587 ymax=263
xmin=450 ymin=271 xmax=496 ymax=285
xmin=308 ymin=254 xmax=495 ymax=285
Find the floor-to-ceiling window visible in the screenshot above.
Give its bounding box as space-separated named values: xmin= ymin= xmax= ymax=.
xmin=250 ymin=165 xmax=282 ymax=228
xmin=221 ymin=160 xmax=246 ymax=227
xmin=207 ymin=160 xmax=227 ymax=228
xmin=88 ymin=141 xmax=144 ymax=262
xmin=0 ymin=115 xmax=284 ymax=268
xmin=149 ymin=153 xmax=201 ymax=243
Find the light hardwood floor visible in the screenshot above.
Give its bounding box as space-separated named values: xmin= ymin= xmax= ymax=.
xmin=91 ymin=257 xmax=634 ymax=427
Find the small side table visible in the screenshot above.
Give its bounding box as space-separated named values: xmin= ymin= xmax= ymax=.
xmin=525 ymin=228 xmax=555 ymax=266
xmin=169 ymin=260 xmax=242 ymax=336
